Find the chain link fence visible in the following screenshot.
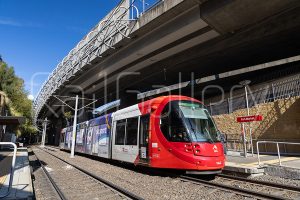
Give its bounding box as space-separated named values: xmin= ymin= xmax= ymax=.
xmin=207 ymin=74 xmax=300 ymax=116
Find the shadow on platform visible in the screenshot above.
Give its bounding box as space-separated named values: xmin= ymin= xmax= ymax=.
xmin=0 ymin=148 xmax=34 ymax=200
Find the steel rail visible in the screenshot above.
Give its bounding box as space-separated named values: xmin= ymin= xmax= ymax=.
xmin=217 ymin=174 xmax=300 ymax=192
xmin=179 ymin=175 xmax=289 ymax=200
xmin=44 ymin=146 xmax=300 ymax=199
xmin=38 ymin=147 xmax=143 ymax=200
xmin=32 ymin=148 xmax=67 ymax=200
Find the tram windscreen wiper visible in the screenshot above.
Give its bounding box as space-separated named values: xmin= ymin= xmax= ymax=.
xmin=186 ymin=118 xmax=195 ymax=133
xmin=204 ymin=127 xmax=214 ymax=143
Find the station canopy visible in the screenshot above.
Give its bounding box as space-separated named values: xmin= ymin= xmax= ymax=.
xmin=0 ymin=116 xmax=25 ymax=125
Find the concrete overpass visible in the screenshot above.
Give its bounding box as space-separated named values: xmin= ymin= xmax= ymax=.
xmin=33 ymin=0 xmax=300 ymax=144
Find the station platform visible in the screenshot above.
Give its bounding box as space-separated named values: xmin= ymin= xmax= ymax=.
xmin=224 ymin=151 xmax=300 ymax=179
xmin=0 ymin=148 xmax=33 ymax=199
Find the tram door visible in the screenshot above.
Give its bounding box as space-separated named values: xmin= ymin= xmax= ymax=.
xmin=112 ymin=118 xmax=139 ymax=163
xmin=139 ymin=115 xmax=150 ymax=164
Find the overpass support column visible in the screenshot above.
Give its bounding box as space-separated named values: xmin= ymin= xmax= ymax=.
xmin=41 ymin=117 xmax=47 ymax=148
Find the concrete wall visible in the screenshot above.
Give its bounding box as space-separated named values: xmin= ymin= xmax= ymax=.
xmin=213 ymin=96 xmax=300 ymax=153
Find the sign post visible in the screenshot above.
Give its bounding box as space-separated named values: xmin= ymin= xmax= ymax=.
xmin=239 ymin=80 xmax=253 ymax=156
xmin=237 ymin=115 xmax=263 ymax=158
xmin=241 ymin=123 xmax=247 ymax=157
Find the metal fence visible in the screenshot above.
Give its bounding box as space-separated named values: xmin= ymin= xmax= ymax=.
xmin=257 ymin=141 xmax=300 ymax=166
xmin=207 ymin=74 xmax=300 ymax=116
xmin=132 ymin=0 xmax=163 ymax=15
xmin=226 ymin=138 xmax=300 ymax=156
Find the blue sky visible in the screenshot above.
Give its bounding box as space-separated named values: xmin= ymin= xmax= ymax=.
xmin=0 ymin=0 xmax=130 ymax=98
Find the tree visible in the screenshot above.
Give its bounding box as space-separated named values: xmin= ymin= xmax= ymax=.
xmin=0 ymin=58 xmax=36 ymax=137
xmin=63 ymin=111 xmax=72 ymax=126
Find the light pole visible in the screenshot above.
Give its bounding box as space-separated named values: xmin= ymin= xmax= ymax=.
xmin=36 ymin=118 xmax=50 ymax=146
xmin=53 ymin=95 xmax=97 ymax=158
xmin=239 ymin=80 xmax=253 ymax=157
xmin=70 ymin=95 xmax=78 ymax=158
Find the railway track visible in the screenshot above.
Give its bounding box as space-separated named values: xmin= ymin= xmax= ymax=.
xmin=180 ymin=174 xmax=300 ymax=200
xmin=217 ymin=174 xmax=300 ymax=193
xmin=40 ymin=146 xmax=300 ymax=200
xmin=28 ymin=148 xmax=63 ymax=200
xmin=31 ymin=147 xmax=143 ymax=200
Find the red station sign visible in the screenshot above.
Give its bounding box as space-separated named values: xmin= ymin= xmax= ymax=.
xmin=237 ymin=115 xmax=263 ymax=123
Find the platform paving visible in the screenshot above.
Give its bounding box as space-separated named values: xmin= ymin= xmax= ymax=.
xmin=0 ymin=148 xmax=34 ymax=199
xmin=224 ymin=151 xmax=300 ymax=178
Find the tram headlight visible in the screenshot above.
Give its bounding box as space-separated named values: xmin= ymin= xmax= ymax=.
xmin=193 ymin=144 xmax=201 ymax=155
xmin=184 ymin=143 xmax=193 ymax=152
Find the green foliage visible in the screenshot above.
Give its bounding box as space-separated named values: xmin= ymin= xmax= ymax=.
xmin=63 ymin=111 xmax=73 ymax=119
xmin=0 ymin=59 xmax=37 ymax=136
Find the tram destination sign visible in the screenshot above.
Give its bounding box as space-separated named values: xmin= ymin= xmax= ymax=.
xmin=237 ymin=115 xmax=263 ymax=122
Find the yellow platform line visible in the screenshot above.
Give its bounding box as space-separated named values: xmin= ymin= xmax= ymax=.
xmin=0 ymin=175 xmax=8 ymax=186
xmin=260 ymin=157 xmax=300 ymax=165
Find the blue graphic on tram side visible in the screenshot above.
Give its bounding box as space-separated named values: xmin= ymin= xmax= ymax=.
xmin=99 ymin=124 xmax=109 ymax=146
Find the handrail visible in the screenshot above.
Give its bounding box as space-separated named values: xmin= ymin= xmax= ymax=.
xmin=257 ymin=141 xmax=300 ymax=166
xmin=0 ymin=142 xmax=17 ymax=199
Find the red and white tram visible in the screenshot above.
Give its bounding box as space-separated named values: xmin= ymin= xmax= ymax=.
xmin=60 ymin=95 xmax=225 ymax=174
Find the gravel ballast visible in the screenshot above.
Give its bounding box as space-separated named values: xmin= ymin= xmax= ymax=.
xmin=42 ymin=147 xmax=253 ymax=200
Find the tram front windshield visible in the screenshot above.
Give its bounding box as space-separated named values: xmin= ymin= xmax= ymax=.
xmin=160 ymin=100 xmax=221 ymax=143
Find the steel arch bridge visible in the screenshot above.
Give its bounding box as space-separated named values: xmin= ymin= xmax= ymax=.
xmin=33 ymin=0 xmax=300 ymax=126
xmin=33 ymin=0 xmax=162 ymax=123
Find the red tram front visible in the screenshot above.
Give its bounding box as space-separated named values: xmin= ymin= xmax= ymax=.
xmin=138 ymin=96 xmax=225 ymax=174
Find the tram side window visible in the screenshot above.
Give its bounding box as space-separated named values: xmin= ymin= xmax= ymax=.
xmin=126 ymin=117 xmax=138 ymax=145
xmin=115 ymin=119 xmax=126 ymax=145
xmin=160 ymin=103 xmax=190 ymax=142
